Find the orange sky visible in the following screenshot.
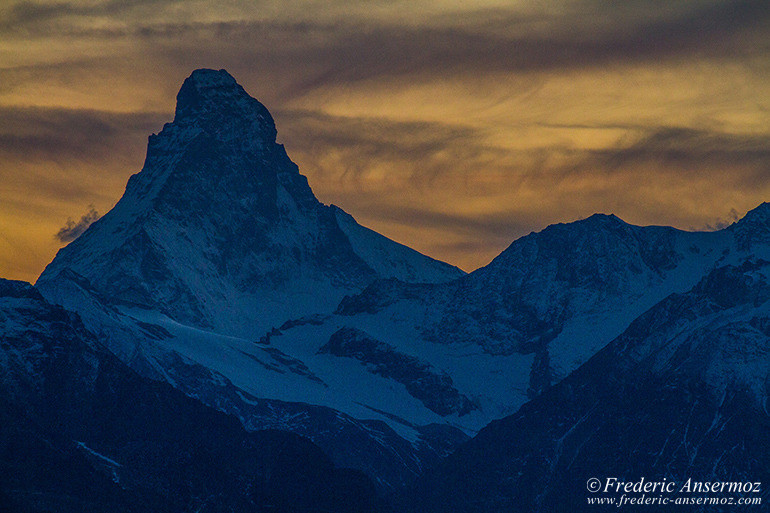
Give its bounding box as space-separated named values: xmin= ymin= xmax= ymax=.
xmin=1 ymin=0 xmax=769 ymax=282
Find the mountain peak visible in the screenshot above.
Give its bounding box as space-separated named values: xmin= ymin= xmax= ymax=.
xmin=37 ymin=68 xmax=462 ymax=336
xmin=731 ymin=202 xmax=770 ymax=250
xmin=172 ymin=68 xmax=276 ymax=142
xmin=188 ymin=68 xmax=238 ymax=86
xmin=739 ymin=202 xmax=770 ymax=225
xmin=582 ymin=212 xmax=624 ymax=226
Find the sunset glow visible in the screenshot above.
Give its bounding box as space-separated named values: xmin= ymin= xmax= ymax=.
xmin=2 ymin=0 xmax=769 ymax=281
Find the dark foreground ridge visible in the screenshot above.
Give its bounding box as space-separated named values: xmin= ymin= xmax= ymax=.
xmin=0 ymin=279 xmax=382 ymax=512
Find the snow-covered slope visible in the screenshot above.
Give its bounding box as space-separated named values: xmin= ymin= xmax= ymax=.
xmin=37 ymin=69 xmax=462 ymax=339
xmin=291 ymin=205 xmax=770 ymax=427
xmin=31 ymin=68 xmax=770 ymax=495
xmin=333 ymin=206 xmax=465 ymax=284
xmin=402 ymin=259 xmax=770 ymax=513
xmin=124 ymin=202 xmax=770 ymax=444
xmin=33 ymin=68 xmax=467 ymax=490
xmin=0 ymin=279 xmax=381 ymax=512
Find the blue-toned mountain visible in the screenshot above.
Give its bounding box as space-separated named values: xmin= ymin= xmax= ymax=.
xmin=30 ymin=68 xmax=770 ymax=500
xmin=401 ymin=258 xmax=770 ymax=512
xmin=37 ymin=69 xmax=462 ymax=338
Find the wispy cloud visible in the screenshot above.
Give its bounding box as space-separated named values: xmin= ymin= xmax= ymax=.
xmin=0 ymin=0 xmax=768 ymax=279
xmin=277 ymin=109 xmax=770 ymax=265
xmin=703 ymin=208 xmax=740 ymax=231
xmin=55 ymin=205 xmax=100 ymax=242
xmin=128 ymin=3 xmax=769 ymax=102
xmin=0 ymin=105 xmax=167 ymax=282
xmin=591 ymin=127 xmax=770 ymax=180
xmin=4 ymin=1 xmax=768 ymax=85
xmin=0 ymin=105 xmax=165 ymax=161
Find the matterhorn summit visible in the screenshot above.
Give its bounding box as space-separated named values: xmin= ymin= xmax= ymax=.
xmin=30 ymin=68 xmax=770 ymax=501
xmin=38 ymin=68 xmax=462 ymax=337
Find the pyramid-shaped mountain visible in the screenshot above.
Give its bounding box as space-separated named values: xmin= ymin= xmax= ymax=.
xmin=31 ymin=68 xmax=770 ymax=498
xmin=37 ymin=69 xmax=462 ymax=337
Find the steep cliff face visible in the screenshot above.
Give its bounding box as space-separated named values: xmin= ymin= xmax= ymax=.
xmin=33 ymin=69 xmax=466 ymax=492
xmin=37 ymin=69 xmax=462 ymax=338
xmin=28 ymin=68 xmax=770 ymax=505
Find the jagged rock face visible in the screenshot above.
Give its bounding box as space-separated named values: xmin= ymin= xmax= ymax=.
xmin=31 ymin=68 xmax=466 ymax=493
xmin=731 ymin=202 xmax=770 ymax=250
xmin=328 ymin=205 xmax=770 ymax=417
xmin=27 ymin=68 xmax=770 ymax=507
xmin=37 ymin=69 xmax=461 ymax=337
xmin=425 ymin=216 xmax=687 ymax=356
xmin=334 ymin=216 xmax=709 ymax=402
xmin=0 ymin=279 xmax=382 ymax=512
xmin=320 ymin=327 xmax=477 ymax=416
xmin=401 ymin=261 xmax=770 ymax=513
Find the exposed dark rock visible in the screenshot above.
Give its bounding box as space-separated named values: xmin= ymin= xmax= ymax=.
xmin=321 ymin=327 xmax=476 ymax=416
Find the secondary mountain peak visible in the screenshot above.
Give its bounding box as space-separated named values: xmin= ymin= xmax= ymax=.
xmin=736 ymin=201 xmax=770 ymax=226
xmin=583 ymin=212 xmax=624 ymax=224
xmin=731 ymin=202 xmax=770 ymax=250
